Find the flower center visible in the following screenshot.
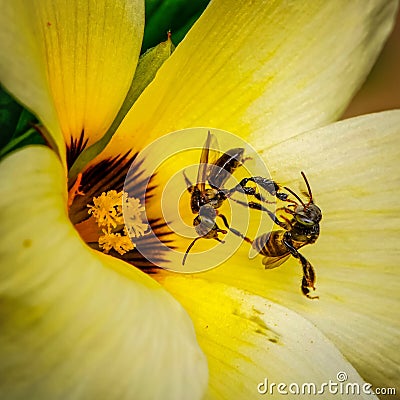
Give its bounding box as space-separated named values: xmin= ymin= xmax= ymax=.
xmin=66 ymin=146 xmax=172 ymax=270
xmin=72 ymin=186 xmax=149 ymax=256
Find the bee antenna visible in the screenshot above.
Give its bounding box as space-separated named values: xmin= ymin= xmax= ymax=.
xmin=182 ymin=237 xmax=201 ymax=265
xmin=301 ymin=171 xmax=313 ymax=205
xmin=283 ymin=186 xmax=305 ymax=207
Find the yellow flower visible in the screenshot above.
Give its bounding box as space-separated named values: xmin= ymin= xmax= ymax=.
xmin=1 ymin=1 xmax=399 ymax=399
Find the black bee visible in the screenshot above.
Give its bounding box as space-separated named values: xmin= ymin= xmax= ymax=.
xmin=252 ymin=172 xmax=322 ymax=299
xmin=183 ymin=131 xmax=287 ymax=265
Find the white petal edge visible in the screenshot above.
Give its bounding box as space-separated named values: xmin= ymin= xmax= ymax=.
xmin=158 ymin=275 xmax=379 ymax=400
xmin=200 ymin=110 xmax=400 ymax=393
xmin=0 ymin=146 xmax=208 ymax=400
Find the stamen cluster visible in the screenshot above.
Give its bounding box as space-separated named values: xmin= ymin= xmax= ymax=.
xmin=87 ymin=190 xmax=148 ymax=255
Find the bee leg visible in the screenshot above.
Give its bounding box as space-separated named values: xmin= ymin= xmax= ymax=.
xmin=283 ymin=236 xmax=319 ymax=300
xmin=234 ymin=185 xmax=275 ymax=204
xmin=182 ymin=233 xmax=226 ymax=265
xmin=276 ymin=206 xmax=295 ymax=214
xmin=225 ymin=177 xmax=288 ymax=208
xmin=240 ymin=156 xmax=252 ymax=164
xmin=230 ymin=197 xmax=286 ymax=228
xmin=299 ymin=255 xmax=319 ymax=300
xmin=212 ymin=221 xmax=228 ymax=238
xmin=215 ymin=226 xmax=228 ymax=237
xmin=182 ymin=237 xmax=201 ymax=265
xmin=239 ymin=177 xmax=288 ymax=201
xmin=279 ymin=215 xmax=294 ymax=230
xmin=217 ymin=213 xmax=252 ymax=244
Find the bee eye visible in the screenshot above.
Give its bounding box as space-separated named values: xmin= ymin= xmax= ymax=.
xmin=296 ymin=214 xmax=314 ymax=226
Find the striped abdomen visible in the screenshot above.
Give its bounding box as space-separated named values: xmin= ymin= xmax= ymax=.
xmin=252 ymin=231 xmax=289 ymax=257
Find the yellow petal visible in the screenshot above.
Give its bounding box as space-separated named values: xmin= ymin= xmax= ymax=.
xmin=100 ymin=0 xmax=398 ymax=160
xmin=0 ymin=2 xmax=65 ymax=163
xmin=200 ymin=110 xmax=400 ymax=392
xmin=0 ymin=146 xmax=207 ymax=399
xmin=157 ymin=275 xmax=379 ymax=400
xmin=67 ymin=34 xmax=175 ymax=181
xmin=0 ymin=0 xmax=144 ymax=148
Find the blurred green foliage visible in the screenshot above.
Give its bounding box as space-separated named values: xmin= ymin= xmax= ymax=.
xmin=142 ymin=0 xmax=209 ymax=52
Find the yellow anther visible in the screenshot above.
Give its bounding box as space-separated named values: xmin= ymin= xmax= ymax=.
xmin=123 ymin=193 xmax=149 ymax=238
xmin=88 ymin=190 xmax=148 ymax=255
xmin=88 ymin=190 xmax=123 ymax=229
xmin=98 ymin=228 xmax=134 ymax=255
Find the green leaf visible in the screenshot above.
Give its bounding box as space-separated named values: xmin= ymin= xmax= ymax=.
xmin=171 ymin=9 xmax=205 ymax=45
xmin=0 ymin=86 xmax=23 ymax=148
xmin=145 ymin=0 xmax=164 ymax=18
xmin=0 ymin=86 xmax=44 ymax=159
xmin=142 ymin=0 xmax=210 ymax=52
xmin=129 ymin=33 xmax=175 ymax=104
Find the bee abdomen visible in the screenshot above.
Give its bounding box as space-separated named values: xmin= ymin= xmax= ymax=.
xmin=252 ymin=231 xmax=286 ymax=257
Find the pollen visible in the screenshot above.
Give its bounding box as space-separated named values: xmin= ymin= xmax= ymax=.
xmin=98 ymin=228 xmax=134 ymax=255
xmin=87 ymin=190 xmax=148 ymax=255
xmin=123 ymin=192 xmax=149 ymax=238
xmin=88 ymin=190 xmax=123 ymax=229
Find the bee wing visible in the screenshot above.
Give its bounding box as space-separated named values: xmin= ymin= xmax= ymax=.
xmin=262 ymin=254 xmax=290 ymax=270
xmin=197 ymin=131 xmax=219 ymax=192
xmin=207 ymin=133 xmax=220 ymax=166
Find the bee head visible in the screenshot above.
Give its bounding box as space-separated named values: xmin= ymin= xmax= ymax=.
xmin=284 ymin=172 xmax=322 ymax=226
xmin=193 ymin=205 xmax=218 ymax=237
xmin=295 ymin=203 xmax=322 ymax=226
